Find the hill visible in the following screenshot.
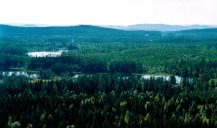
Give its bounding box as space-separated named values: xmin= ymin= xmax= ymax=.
xmin=101 ymin=24 xmax=217 ymax=31
xmin=0 ymin=25 xmax=161 ymax=43
xmin=0 ymin=24 xmax=217 ymax=43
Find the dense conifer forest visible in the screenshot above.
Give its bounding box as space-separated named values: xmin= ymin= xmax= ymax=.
xmin=1 ymin=25 xmax=217 ymax=127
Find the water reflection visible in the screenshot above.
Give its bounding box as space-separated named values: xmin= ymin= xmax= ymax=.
xmin=141 ymin=75 xmax=183 ymax=83
xmin=28 ymin=50 xmax=68 ymax=57
xmin=1 ymin=71 xmax=38 ymax=78
xmin=0 ymin=71 xmax=194 ymax=84
xmin=119 ymin=75 xmax=194 ymax=84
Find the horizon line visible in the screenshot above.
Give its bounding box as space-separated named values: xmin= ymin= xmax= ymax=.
xmin=1 ymin=23 xmax=217 ymax=27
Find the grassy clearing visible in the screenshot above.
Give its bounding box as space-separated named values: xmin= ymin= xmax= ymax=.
xmin=9 ymin=67 xmax=26 ymax=71
xmin=26 ymin=70 xmax=40 ymax=74
xmin=209 ymin=78 xmax=217 ymax=84
xmin=28 ymin=77 xmax=62 ymax=83
xmin=133 ymin=73 xmax=174 ymax=76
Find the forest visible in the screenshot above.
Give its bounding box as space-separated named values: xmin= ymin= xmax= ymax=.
xmin=1 ymin=25 xmax=217 ymax=127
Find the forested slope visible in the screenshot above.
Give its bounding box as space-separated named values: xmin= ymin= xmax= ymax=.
xmin=0 ymin=25 xmax=161 ymax=43
xmin=1 ymin=25 xmax=217 ymax=43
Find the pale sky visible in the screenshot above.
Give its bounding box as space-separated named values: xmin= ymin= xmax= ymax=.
xmin=0 ymin=0 xmax=217 ymax=26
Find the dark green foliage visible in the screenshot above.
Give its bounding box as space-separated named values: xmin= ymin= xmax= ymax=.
xmin=0 ymin=46 xmax=27 ymax=56
xmin=68 ymin=45 xmax=78 ymax=50
xmin=0 ymin=54 xmax=27 ymax=70
xmin=0 ymin=74 xmax=217 ymax=128
xmin=27 ymin=56 xmax=144 ymax=74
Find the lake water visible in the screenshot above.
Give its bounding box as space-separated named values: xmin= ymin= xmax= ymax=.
xmin=120 ymin=75 xmax=194 ymax=84
xmin=1 ymin=71 xmax=38 ymax=78
xmin=1 ymin=72 xmax=81 ymax=79
xmin=1 ymin=71 xmax=192 ymax=84
xmin=72 ymin=74 xmax=85 ymax=78
xmin=28 ymin=50 xmax=68 ymax=57
xmin=141 ymin=75 xmax=183 ymax=83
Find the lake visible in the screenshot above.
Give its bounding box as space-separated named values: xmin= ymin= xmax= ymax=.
xmin=74 ymin=74 xmax=190 ymax=84
xmin=141 ymin=75 xmax=183 ymax=83
xmin=120 ymin=74 xmax=195 ymax=84
xmin=27 ymin=50 xmax=68 ymax=57
xmin=1 ymin=71 xmax=38 ymax=78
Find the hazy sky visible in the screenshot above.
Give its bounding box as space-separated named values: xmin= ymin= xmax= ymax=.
xmin=0 ymin=0 xmax=217 ymax=26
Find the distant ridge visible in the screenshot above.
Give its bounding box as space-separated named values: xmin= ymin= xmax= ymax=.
xmin=101 ymin=24 xmax=217 ymax=31
xmin=2 ymin=23 xmax=217 ymax=31
xmin=22 ymin=24 xmax=38 ymax=27
xmin=2 ymin=23 xmax=49 ymax=27
xmin=0 ymin=24 xmax=162 ymax=43
xmin=0 ymin=24 xmax=217 ymax=43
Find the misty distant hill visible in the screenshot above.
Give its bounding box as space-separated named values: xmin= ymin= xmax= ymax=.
xmin=101 ymin=24 xmax=217 ymax=31
xmin=3 ymin=23 xmax=217 ymax=31
xmin=22 ymin=24 xmax=38 ymax=27
xmin=2 ymin=23 xmax=49 ymax=27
